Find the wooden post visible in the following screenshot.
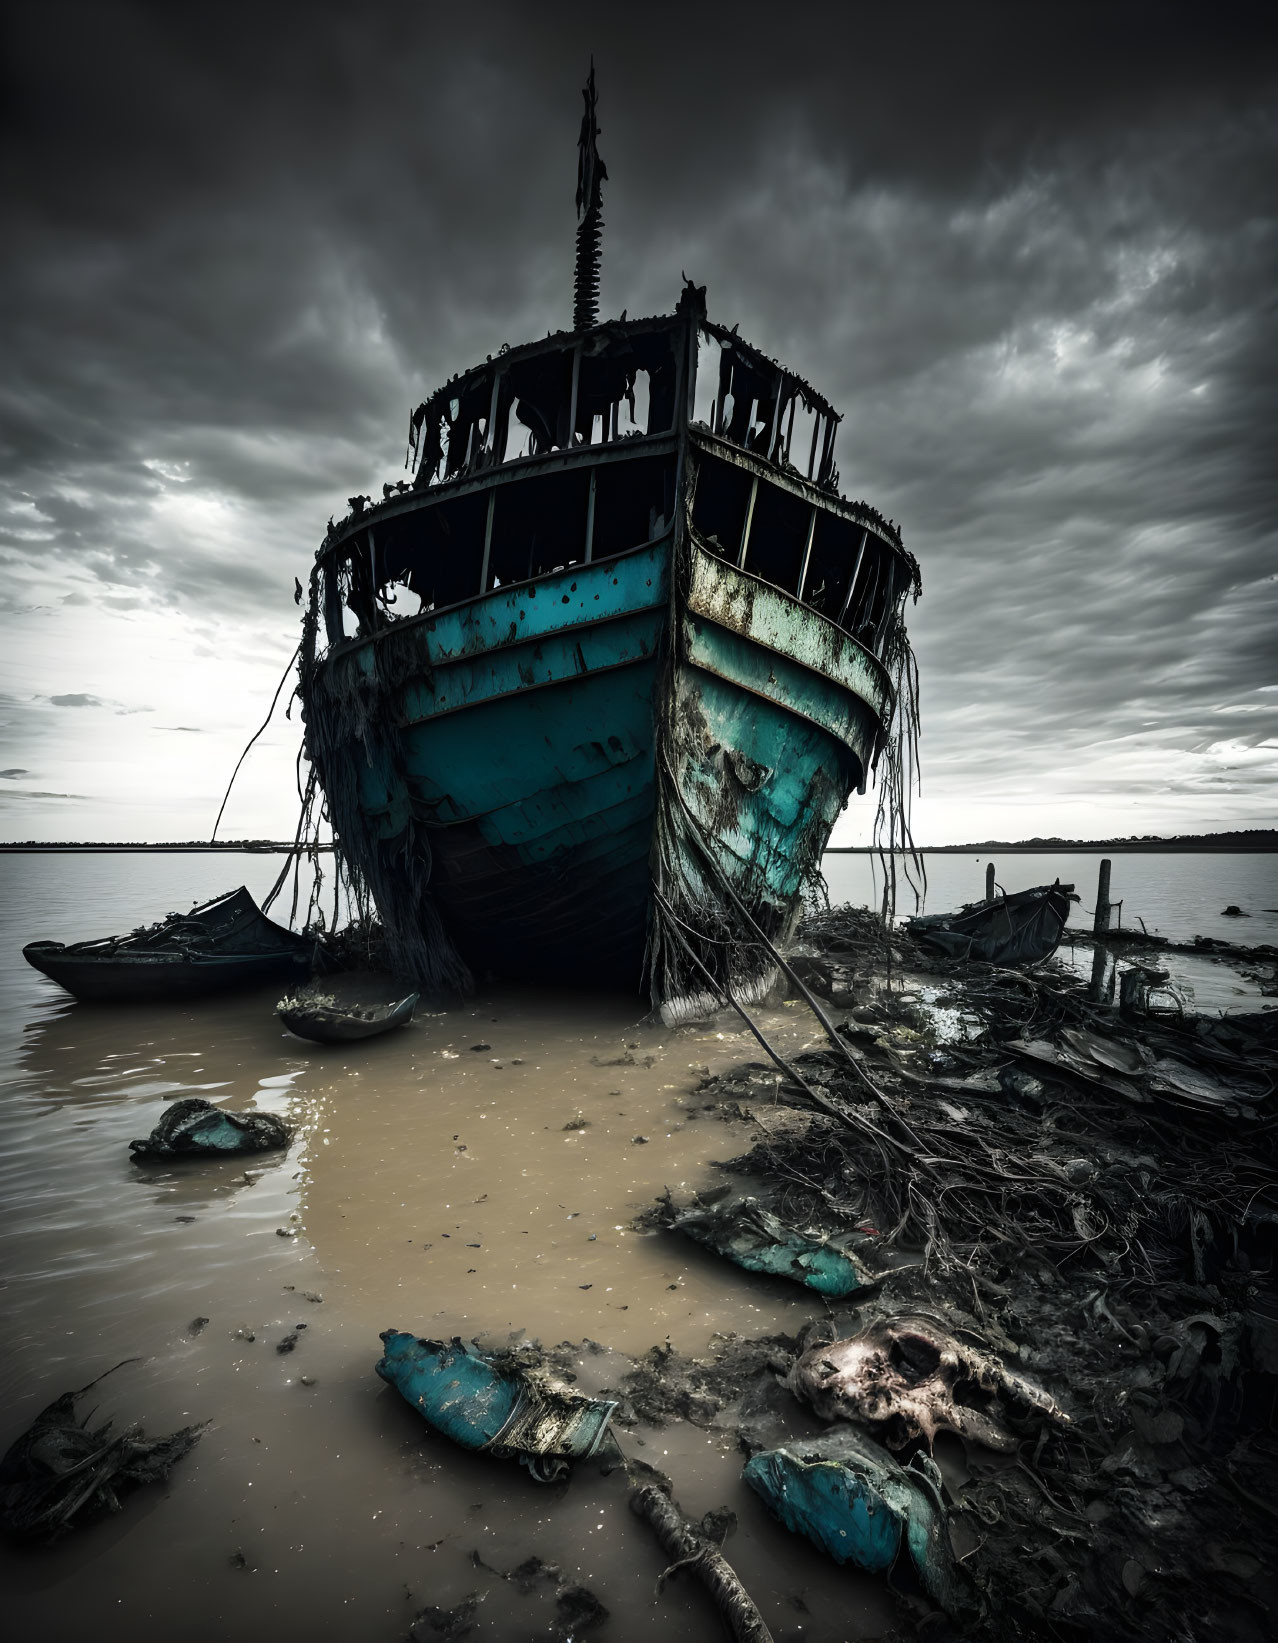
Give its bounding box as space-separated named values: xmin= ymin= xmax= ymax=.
xmin=985 ymin=862 xmax=995 ymax=902
xmin=1089 ymin=858 xmax=1112 ymax=1002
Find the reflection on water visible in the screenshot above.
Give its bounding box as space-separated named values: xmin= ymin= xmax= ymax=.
xmin=0 ymin=848 xmax=1271 ymax=1641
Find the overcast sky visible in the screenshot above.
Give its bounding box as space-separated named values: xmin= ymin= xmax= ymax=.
xmin=2 ymin=1 xmax=1276 ymax=845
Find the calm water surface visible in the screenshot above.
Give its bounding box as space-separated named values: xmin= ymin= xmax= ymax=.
xmin=0 ymin=849 xmax=1273 ymax=1641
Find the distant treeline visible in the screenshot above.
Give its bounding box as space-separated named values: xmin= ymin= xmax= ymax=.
xmin=3 ymin=831 xmax=1273 ymax=853
xmin=0 ymin=840 xmax=311 ymax=851
xmin=832 ymin=829 xmax=1278 ymax=853
xmin=937 ymin=829 xmax=1277 ymax=852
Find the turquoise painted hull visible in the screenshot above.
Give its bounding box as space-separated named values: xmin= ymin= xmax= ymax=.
xmin=299 ymin=293 xmax=913 ymax=1007
xmin=304 ymin=524 xmax=889 ymax=1000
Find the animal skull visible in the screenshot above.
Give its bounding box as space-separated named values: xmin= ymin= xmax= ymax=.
xmin=789 ymin=1312 xmax=1067 ymax=1452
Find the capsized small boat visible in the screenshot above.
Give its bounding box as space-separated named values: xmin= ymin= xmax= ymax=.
xmin=22 ymin=886 xmax=313 ymax=1002
xmin=297 ymin=71 xmax=922 ymax=1020
xmin=277 ymin=974 xmax=419 ymax=1043
xmin=907 ymin=881 xmax=1077 ymax=967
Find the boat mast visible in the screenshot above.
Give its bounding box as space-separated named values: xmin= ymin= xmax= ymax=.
xmin=573 ymin=62 xmax=607 ymax=332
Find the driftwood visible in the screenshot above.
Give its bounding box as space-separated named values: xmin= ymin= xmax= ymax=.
xmin=629 ymin=1483 xmax=774 ymax=1643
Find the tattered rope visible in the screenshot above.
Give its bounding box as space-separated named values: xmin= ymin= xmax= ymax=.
xmin=210 ymin=641 xmax=302 ymax=844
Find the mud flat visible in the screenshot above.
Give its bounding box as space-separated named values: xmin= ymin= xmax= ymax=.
xmin=2 ymin=873 xmax=1276 ymax=1641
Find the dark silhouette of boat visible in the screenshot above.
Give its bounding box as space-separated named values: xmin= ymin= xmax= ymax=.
xmin=908 ymin=882 xmax=1077 ymax=966
xmin=22 ymin=887 xmax=313 ymax=1002
xmin=298 ymin=71 xmax=920 ymax=1019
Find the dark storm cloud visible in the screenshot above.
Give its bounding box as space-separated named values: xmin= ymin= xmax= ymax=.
xmin=1 ymin=1 xmax=1275 ymax=833
xmin=0 ymin=769 xmax=30 ymax=778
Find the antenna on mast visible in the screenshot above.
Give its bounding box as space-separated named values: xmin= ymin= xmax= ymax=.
xmin=573 ymin=60 xmax=607 ymax=331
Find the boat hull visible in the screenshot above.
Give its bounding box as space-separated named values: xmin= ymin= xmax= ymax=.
xmin=22 ymin=946 xmax=311 ymax=1003
xmin=21 ymin=887 xmax=315 ymax=1003
xmin=303 ymin=526 xmax=890 ymax=1002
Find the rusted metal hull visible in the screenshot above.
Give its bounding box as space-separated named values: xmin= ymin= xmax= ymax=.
xmin=302 ymin=512 xmax=891 ymax=1001
xmin=299 ymin=291 xmax=914 ymax=1005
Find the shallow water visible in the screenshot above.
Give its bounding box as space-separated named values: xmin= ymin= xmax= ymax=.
xmin=0 ymin=853 xmax=896 ymax=1642
xmin=0 ymin=849 xmax=1273 ymax=1642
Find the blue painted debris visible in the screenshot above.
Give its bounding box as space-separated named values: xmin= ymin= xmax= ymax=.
xmin=376 ymin=1332 xmax=617 ymax=1482
xmin=129 ymin=1097 xmax=291 ymax=1159
xmin=669 ymin=1193 xmax=877 ymax=1298
xmin=743 ymin=1427 xmax=973 ymax=1619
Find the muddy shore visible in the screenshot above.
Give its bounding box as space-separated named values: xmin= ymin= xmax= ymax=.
xmin=2 ymin=876 xmax=1276 ymax=1642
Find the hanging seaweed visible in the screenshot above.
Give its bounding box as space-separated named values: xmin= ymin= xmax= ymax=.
xmin=295 ymin=563 xmax=471 ymax=995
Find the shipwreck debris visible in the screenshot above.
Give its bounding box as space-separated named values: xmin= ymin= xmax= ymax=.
xmin=788 ymin=1312 xmax=1068 ymax=1452
xmin=661 ymin=1188 xmax=880 ymax=1298
xmin=376 ymin=1332 xmax=617 ymax=1483
xmin=277 ymin=975 xmax=419 ymax=1044
xmin=130 ymin=1098 xmax=292 ymax=1160
xmin=0 ymin=1366 xmax=204 ymax=1540
xmin=743 ymin=1427 xmax=975 ymax=1621
xmin=630 ymin=1481 xmax=774 ymax=1643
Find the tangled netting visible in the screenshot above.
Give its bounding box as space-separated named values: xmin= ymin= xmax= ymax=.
xmin=280 ymin=566 xmax=471 ymax=993
xmin=701 ymin=906 xmax=1278 ymax=1641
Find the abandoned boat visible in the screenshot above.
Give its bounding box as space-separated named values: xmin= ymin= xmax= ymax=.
xmin=23 ymin=886 xmax=314 ymax=1003
xmin=299 ymin=74 xmax=919 ymax=1016
xmin=907 ymin=882 xmax=1078 ymax=967
xmin=277 ymin=978 xmax=420 ymax=1044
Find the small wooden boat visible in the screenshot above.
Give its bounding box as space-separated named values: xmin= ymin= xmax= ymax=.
xmin=22 ymin=886 xmax=313 ymax=1002
xmin=907 ymin=882 xmax=1077 ymax=967
xmin=277 ymin=976 xmax=419 ymax=1043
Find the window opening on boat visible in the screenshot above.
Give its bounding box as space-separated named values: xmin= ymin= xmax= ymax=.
xmin=690 ymin=453 xmax=754 ymax=563
xmin=741 ymin=477 xmax=809 ymax=593
xmin=801 ymin=510 xmax=857 ymax=625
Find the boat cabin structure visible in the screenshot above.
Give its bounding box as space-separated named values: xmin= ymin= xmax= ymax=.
xmin=299 ymin=76 xmax=918 ymax=1015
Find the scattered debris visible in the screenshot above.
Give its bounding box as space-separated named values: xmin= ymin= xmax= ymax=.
xmin=407 ymin=1593 xmax=480 ymax=1641
xmin=376 ymin=1332 xmax=617 ymax=1483
xmin=630 ymin=1481 xmax=774 ymax=1643
xmin=278 ymin=976 xmax=418 ymax=1044
xmin=743 ymin=1427 xmax=974 ymax=1621
xmin=661 ymin=1188 xmax=879 ymax=1297
xmin=129 ymin=1098 xmax=291 ymax=1159
xmin=687 ymin=903 xmax=1278 ymax=1638
xmin=789 ymin=1312 xmax=1067 ymax=1451
xmin=0 ymin=1366 xmax=204 ymax=1540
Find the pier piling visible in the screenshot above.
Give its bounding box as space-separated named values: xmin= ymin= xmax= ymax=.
xmin=1089 ymin=857 xmax=1112 ymax=1002
xmin=985 ymin=862 xmax=996 ymax=902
